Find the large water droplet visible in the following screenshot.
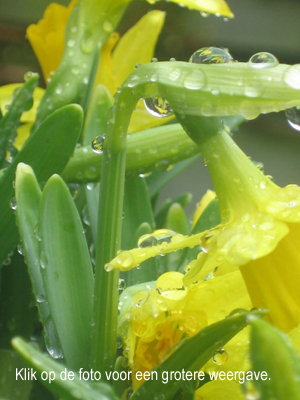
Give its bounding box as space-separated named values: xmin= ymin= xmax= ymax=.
xmin=249 ymin=52 xmax=278 ymax=69
xmin=285 ymin=106 xmax=300 ymax=131
xmin=189 ymin=47 xmax=233 ymax=64
xmin=36 ymin=293 xmax=45 ymax=303
xmin=283 ymin=64 xmax=300 ymax=89
xmin=144 ymin=97 xmax=174 ymax=118
xmin=44 ymin=317 xmax=63 ymax=360
xmin=17 ymin=241 xmax=24 ymax=255
xmin=212 ymin=349 xmax=228 ymax=365
xmin=183 ymin=70 xmax=206 ymax=90
xmin=138 ymin=229 xmax=176 ymax=248
xmin=118 ymin=278 xmax=126 ymax=292
xmin=92 ymin=136 xmax=105 ymax=153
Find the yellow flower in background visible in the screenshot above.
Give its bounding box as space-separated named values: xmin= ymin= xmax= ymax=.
xmin=0 ymin=84 xmax=44 ymax=150
xmin=26 ymin=0 xmax=78 ymax=84
xmin=192 ymin=190 xmax=216 ymax=228
xmin=119 ymin=271 xmax=251 ymax=390
xmin=109 ymin=126 xmax=300 ymax=334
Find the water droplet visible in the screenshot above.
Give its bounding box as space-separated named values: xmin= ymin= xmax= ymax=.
xmin=244 ymin=82 xmax=264 ymax=98
xmin=212 ymin=349 xmax=228 ymax=365
xmin=67 ymin=39 xmax=76 ymax=48
xmin=203 ymin=272 xmax=215 ymax=281
xmin=17 ymin=241 xmax=24 ymax=255
xmin=81 ymin=32 xmax=94 ymax=54
xmin=103 ymin=20 xmax=113 ymax=32
xmin=169 ymin=68 xmax=181 ymax=81
xmin=189 ymin=47 xmax=233 ymax=64
xmin=144 ymin=97 xmax=174 ymax=118
xmin=86 ymin=182 xmax=95 ymax=191
xmin=36 ymin=293 xmax=45 ymax=303
xmin=242 ymin=380 xmax=261 ymax=399
xmin=40 ymin=249 xmax=48 ymax=270
xmin=3 ymin=257 xmax=11 ymax=266
xmin=169 ymin=57 xmax=176 ymax=62
xmin=283 ymin=64 xmax=300 ymax=90
xmin=200 ymin=11 xmax=209 ymax=17
xmin=92 ymin=135 xmax=105 ymax=153
xmin=249 ymin=52 xmax=278 ymax=69
xmin=116 ymin=251 xmax=134 ymax=269
xmin=118 ymin=278 xmax=126 ymax=292
xmin=24 ymin=71 xmax=34 ymax=81
xmin=71 ymin=65 xmax=80 ymax=75
xmin=154 ymin=394 xmax=165 ymax=400
xmin=151 ymin=57 xmax=158 ymax=62
xmin=44 ymin=317 xmax=63 ymax=360
xmin=183 ymin=70 xmax=206 ymax=90
xmin=138 ymin=229 xmax=176 ymax=248
xmin=116 ymin=335 xmax=123 ymax=349
xmin=127 ymin=75 xmax=140 ymax=88
xmin=10 ymin=197 xmax=17 ymax=210
xmin=285 ymin=106 xmax=300 ymax=131
xmin=135 ymin=63 xmax=142 ymax=69
xmin=55 ymin=84 xmax=63 ymax=95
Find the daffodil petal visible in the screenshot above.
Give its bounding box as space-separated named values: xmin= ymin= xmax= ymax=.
xmin=0 ymin=84 xmax=44 ymax=124
xmin=94 ymin=32 xmax=120 ymax=94
xmin=192 ymin=190 xmax=216 ymax=228
xmin=240 ymin=223 xmax=300 ymax=332
xmin=26 ymin=0 xmax=77 ymax=83
xmin=111 ymin=11 xmax=165 ymax=87
xmin=14 ymin=123 xmax=32 ymax=151
xmin=105 ymin=229 xmax=206 ymax=272
xmin=195 ymin=380 xmax=245 ymax=400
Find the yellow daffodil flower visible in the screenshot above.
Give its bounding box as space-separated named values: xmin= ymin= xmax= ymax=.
xmin=192 ymin=190 xmax=216 ymax=228
xmin=108 ymin=123 xmax=300 ymax=334
xmin=118 ymin=270 xmax=251 ymax=390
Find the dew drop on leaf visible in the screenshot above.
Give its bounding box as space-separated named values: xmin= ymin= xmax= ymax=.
xmin=212 ymin=348 xmax=228 ymax=365
xmin=144 ymin=97 xmax=174 ymax=118
xmin=248 ymin=52 xmax=278 ymax=69
xmin=92 ymin=135 xmax=105 ymax=154
xmin=189 ymin=47 xmax=233 ymax=64
xmin=285 ymin=106 xmax=300 ymax=131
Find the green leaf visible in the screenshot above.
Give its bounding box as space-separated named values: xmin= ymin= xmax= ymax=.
xmin=0 ymin=73 xmax=38 ymax=168
xmin=0 ymin=251 xmax=36 ymax=348
xmin=15 ymin=163 xmax=50 ymax=327
xmin=12 ymin=337 xmax=119 ymax=400
xmin=131 ymin=310 xmax=267 ymax=400
xmin=164 ymin=203 xmax=189 ymax=272
xmin=62 ymin=124 xmax=200 ymax=183
xmin=0 ymin=104 xmax=83 ymax=267
xmin=178 ymin=199 xmax=220 ymax=271
xmin=0 ymin=349 xmax=33 ymax=400
xmin=250 ymin=318 xmax=300 ymax=400
xmin=38 ymin=174 xmax=94 ymax=371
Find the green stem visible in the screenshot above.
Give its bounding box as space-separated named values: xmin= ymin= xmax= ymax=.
xmin=91 ymin=88 xmax=137 ymax=374
xmin=176 ymin=114 xmax=278 ymax=222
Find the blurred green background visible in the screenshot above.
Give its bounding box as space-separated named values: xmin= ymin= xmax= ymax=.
xmin=1 ymin=0 xmax=300 ymax=215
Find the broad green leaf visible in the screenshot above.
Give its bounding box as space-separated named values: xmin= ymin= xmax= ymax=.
xmin=12 ymin=337 xmax=118 ymax=400
xmin=131 ymin=310 xmax=267 ymax=400
xmin=112 ymin=357 xmax=131 ymax=398
xmin=0 ymin=251 xmax=36 ymax=348
xmin=0 ymin=349 xmax=32 ymax=400
xmin=0 ymin=73 xmax=38 ymax=168
xmin=0 ymin=104 xmax=83 ymax=267
xmin=15 ymin=163 xmax=50 ymax=326
xmin=155 ymin=192 xmax=192 ymax=229
xmin=250 ymin=318 xmax=300 ymax=400
xmin=38 ymin=175 xmax=94 ymax=371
